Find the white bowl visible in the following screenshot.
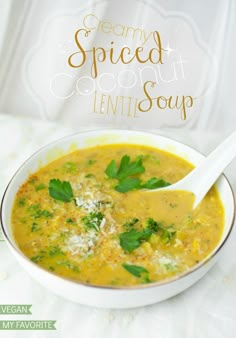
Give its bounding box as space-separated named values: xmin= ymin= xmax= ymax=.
xmin=1 ymin=129 xmax=235 ymax=308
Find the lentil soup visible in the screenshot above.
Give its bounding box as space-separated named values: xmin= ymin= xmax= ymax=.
xmin=11 ymin=144 xmax=224 ymax=286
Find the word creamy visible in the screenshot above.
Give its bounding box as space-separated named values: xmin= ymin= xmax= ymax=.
xmin=83 ymin=13 xmax=154 ymax=44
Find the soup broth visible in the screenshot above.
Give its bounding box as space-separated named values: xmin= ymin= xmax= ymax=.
xmin=11 ymin=144 xmax=224 ymax=286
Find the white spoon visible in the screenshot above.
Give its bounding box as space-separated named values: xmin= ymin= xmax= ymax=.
xmin=155 ymin=131 xmax=236 ymax=209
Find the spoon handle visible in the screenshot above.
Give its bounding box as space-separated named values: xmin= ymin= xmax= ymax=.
xmin=179 ymin=131 xmax=236 ymax=207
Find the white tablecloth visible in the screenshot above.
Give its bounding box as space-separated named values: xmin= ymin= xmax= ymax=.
xmin=0 ymin=113 xmax=236 ymax=338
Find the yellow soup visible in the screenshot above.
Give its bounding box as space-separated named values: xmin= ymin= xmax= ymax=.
xmin=11 ymin=144 xmax=224 ymax=286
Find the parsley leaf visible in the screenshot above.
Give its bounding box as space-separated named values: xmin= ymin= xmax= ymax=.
xmin=105 ymin=155 xmax=170 ymax=193
xmin=115 ymin=178 xmax=141 ymax=193
xmin=119 ymin=228 xmax=152 ymax=253
xmin=105 ymin=155 xmax=145 ymax=180
xmin=122 ymin=263 xmax=151 ymax=283
xmin=142 ymin=178 xmax=170 ymax=189
xmin=105 ymin=160 xmax=118 ymax=179
xmin=117 ymin=155 xmax=144 ymax=179
xmin=49 ymin=179 xmax=74 ymax=202
xmin=82 ymin=211 xmax=104 ymax=232
xmin=119 ymin=218 xmax=176 ymax=253
xmin=122 ymin=263 xmax=148 ymax=277
xmin=115 ymin=177 xmax=170 ymax=193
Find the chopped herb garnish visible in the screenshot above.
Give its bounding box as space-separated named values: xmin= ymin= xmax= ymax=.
xmin=110 ymin=279 xmax=121 ymax=285
xmin=123 ymin=218 xmax=139 ymax=231
xmin=41 ymin=210 xmax=53 ymax=218
xmin=28 ymin=203 xmax=40 ymax=211
xmin=164 ymin=263 xmax=177 ymax=272
xmin=18 ymin=198 xmax=26 ymax=207
xmin=66 ymin=218 xmax=76 ymax=224
xmin=31 ymin=222 xmax=40 ymax=232
xmin=85 ymin=173 xmax=94 ymax=178
xmin=59 ymin=231 xmax=72 ymax=241
xmin=48 ymin=245 xmax=64 ymax=257
xmin=63 ymin=162 xmax=77 ymax=173
xmin=119 ymin=228 xmax=152 ymax=253
xmin=146 ymin=218 xmax=161 ymax=232
xmin=71 ymin=265 xmax=80 ymax=273
xmin=147 ymin=218 xmax=176 ymax=244
xmin=57 ymin=260 xmax=80 ymax=273
xmin=87 ymin=159 xmax=96 ymax=166
xmin=35 ymin=183 xmax=47 ymax=191
xmin=137 ymin=154 xmax=160 ymax=165
xmin=122 ymin=263 xmax=150 ymax=283
xmin=161 ymin=228 xmax=176 ymax=244
xmin=136 ymin=154 xmax=150 ymax=162
xmin=49 ymin=179 xmax=74 ymax=202
xmin=29 ymin=177 xmax=38 ymax=184
xmin=27 ymin=204 xmax=53 ymax=219
xmin=169 ymin=203 xmax=178 ymax=208
xmin=119 ymin=218 xmax=176 ymax=253
xmin=30 ymin=255 xmax=44 ymax=263
xmin=82 ymin=211 xmax=104 ymax=232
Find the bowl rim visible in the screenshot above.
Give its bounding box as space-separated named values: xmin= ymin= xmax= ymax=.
xmin=0 ymin=128 xmax=235 ymax=291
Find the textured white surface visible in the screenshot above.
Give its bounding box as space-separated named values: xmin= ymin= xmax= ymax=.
xmin=0 ymin=113 xmax=236 ymax=338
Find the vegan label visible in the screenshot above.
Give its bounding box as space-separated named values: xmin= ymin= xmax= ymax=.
xmin=0 ymin=305 xmax=32 ymax=315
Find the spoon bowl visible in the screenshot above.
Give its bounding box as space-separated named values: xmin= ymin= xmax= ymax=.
xmin=151 ymin=131 xmax=236 ymax=208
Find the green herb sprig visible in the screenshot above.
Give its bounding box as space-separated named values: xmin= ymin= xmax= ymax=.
xmin=49 ymin=179 xmax=74 ymax=202
xmin=122 ymin=263 xmax=150 ymax=283
xmin=105 ymin=155 xmax=170 ymax=193
xmin=82 ymin=211 xmax=104 ymax=232
xmin=119 ymin=228 xmax=152 ymax=253
xmin=119 ymin=217 xmax=176 ymax=252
